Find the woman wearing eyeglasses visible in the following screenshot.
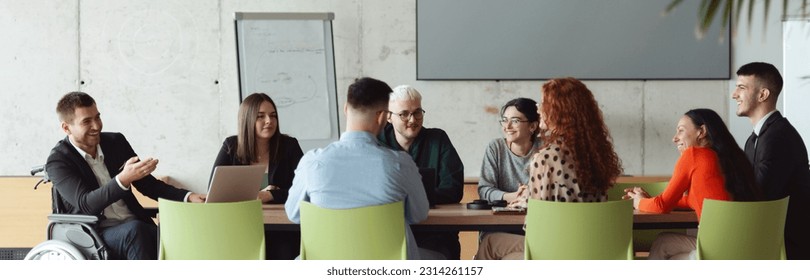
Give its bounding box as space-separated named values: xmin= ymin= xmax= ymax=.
xmin=476 ymin=77 xmax=622 ymax=260
xmin=211 ymin=92 xmax=303 ymax=260
xmin=478 ymin=98 xmax=542 ymax=204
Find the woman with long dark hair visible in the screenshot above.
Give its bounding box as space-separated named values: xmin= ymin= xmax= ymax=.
xmin=212 ymin=92 xmax=303 ymax=259
xmin=624 ymin=108 xmax=762 ymax=259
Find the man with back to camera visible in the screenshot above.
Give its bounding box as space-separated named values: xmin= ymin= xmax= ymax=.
xmin=285 ymin=77 xmax=430 ymax=259
xmin=732 ymin=62 xmax=810 ymax=259
xmin=377 ymin=85 xmax=464 ymax=259
xmin=46 ymin=91 xmax=206 ymax=260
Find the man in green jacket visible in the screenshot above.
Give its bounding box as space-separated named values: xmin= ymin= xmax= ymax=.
xmin=378 ymin=85 xmax=465 ymax=259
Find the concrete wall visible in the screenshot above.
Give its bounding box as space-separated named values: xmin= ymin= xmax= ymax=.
xmin=1 ymin=0 xmax=805 ymax=194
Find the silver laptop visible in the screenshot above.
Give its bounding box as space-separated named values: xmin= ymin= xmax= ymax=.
xmin=206 ymin=165 xmax=265 ymax=203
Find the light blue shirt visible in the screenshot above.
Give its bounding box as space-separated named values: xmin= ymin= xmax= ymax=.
xmin=285 ymin=131 xmax=429 ymax=259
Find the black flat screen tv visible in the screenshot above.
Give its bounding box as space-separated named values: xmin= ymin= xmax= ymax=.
xmin=417 ymin=0 xmax=731 ymax=80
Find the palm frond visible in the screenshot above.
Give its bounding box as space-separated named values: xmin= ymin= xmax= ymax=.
xmin=665 ymin=0 xmax=686 ymax=14
xmin=747 ymin=0 xmax=755 ymax=36
xmin=675 ymin=0 xmax=810 ymax=39
xmin=698 ymin=0 xmax=723 ymax=37
xmin=699 ymin=0 xmax=712 ymax=16
xmin=720 ymin=0 xmax=732 ymax=42
xmin=763 ymin=0 xmax=771 ymax=35
xmin=734 ymin=0 xmax=744 ymax=33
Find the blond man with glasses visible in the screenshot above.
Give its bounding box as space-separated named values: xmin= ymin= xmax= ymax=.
xmin=377 ymin=85 xmax=464 ymax=260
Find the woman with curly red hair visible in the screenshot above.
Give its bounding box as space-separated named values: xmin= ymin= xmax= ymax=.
xmin=476 ymin=77 xmax=623 ymax=260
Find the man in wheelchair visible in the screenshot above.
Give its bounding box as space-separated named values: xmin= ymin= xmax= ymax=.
xmin=41 ymin=92 xmax=206 ymax=260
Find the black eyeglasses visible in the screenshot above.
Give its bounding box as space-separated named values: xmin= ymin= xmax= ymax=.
xmin=499 ymin=118 xmax=531 ymax=126
xmin=389 ymin=109 xmax=425 ymax=122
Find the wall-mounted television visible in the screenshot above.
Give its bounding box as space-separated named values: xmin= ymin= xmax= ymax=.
xmin=417 ymin=0 xmax=731 ymax=80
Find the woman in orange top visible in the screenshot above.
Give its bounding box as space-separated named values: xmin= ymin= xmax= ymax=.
xmin=624 ymin=108 xmax=762 ymax=259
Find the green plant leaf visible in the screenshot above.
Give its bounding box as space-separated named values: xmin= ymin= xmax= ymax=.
xmin=763 ymin=0 xmax=771 ymax=34
xmin=748 ymin=0 xmax=755 ymax=36
xmin=666 ymin=0 xmax=686 ymax=13
xmin=734 ymin=0 xmax=744 ymax=36
xmin=698 ymin=0 xmax=723 ymax=37
xmin=721 ymin=0 xmax=732 ymax=41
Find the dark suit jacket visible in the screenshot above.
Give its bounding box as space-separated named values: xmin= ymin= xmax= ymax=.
xmin=746 ymin=111 xmax=810 ymax=259
xmin=211 ymin=134 xmax=303 ymax=204
xmin=46 ymin=133 xmax=189 ymax=225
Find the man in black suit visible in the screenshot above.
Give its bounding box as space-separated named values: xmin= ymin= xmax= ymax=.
xmin=733 ymin=62 xmax=810 ymax=259
xmin=46 ymin=92 xmax=206 ymax=260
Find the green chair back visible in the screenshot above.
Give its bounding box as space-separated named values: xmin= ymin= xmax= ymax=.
xmin=610 ymin=181 xmax=682 ymax=255
xmin=524 ymin=199 xmax=633 ymax=260
xmin=299 ymin=201 xmax=407 ymax=260
xmin=696 ymin=197 xmax=789 ymax=260
xmin=157 ymin=198 xmax=265 ymax=260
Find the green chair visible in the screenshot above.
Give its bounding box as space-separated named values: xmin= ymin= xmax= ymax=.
xmin=610 ymin=181 xmax=684 ymax=254
xmin=299 ymin=201 xmax=406 ymax=260
xmin=524 ymin=199 xmax=633 ymax=260
xmin=696 ymin=197 xmax=789 ymax=260
xmin=157 ymin=198 xmax=265 ymax=260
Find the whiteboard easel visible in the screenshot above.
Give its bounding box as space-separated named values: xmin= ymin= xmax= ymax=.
xmin=235 ymin=12 xmax=338 ymax=153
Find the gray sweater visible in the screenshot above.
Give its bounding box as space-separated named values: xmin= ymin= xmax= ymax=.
xmin=478 ymin=138 xmax=541 ymax=201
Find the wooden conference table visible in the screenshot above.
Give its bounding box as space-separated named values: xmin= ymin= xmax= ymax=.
xmin=261 ymin=203 xmax=697 ymax=232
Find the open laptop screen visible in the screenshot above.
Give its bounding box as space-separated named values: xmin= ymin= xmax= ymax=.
xmin=207 ymin=165 xmax=264 ymax=203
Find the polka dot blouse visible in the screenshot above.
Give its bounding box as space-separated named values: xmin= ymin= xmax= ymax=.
xmin=512 ymin=141 xmax=607 ymax=208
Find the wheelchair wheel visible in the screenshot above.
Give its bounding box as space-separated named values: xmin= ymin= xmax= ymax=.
xmin=25 ymin=240 xmax=87 ymax=260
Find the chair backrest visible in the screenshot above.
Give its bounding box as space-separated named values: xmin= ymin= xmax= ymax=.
xmin=609 ymin=181 xmax=679 ymax=254
xmin=696 ymin=197 xmax=789 ymax=260
xmin=299 ymin=201 xmax=406 ymax=260
xmin=157 ymin=198 xmax=265 ymax=260
xmin=524 ymin=199 xmax=633 ymax=260
xmin=608 ymin=181 xmax=670 ymax=201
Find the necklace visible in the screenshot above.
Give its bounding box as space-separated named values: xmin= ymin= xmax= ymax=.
xmin=509 ymin=141 xmax=532 ymax=157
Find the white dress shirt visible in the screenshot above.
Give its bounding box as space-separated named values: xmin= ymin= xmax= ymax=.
xmin=69 ymin=139 xmax=135 ymax=228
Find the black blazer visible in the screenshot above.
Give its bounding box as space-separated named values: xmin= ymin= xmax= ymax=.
xmin=746 ymin=111 xmax=810 ymax=259
xmin=211 ymin=134 xmax=303 ymax=204
xmin=45 ymin=133 xmax=189 ymax=225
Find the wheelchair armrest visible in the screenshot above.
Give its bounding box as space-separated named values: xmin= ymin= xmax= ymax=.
xmin=48 ymin=214 xmax=99 ymax=224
